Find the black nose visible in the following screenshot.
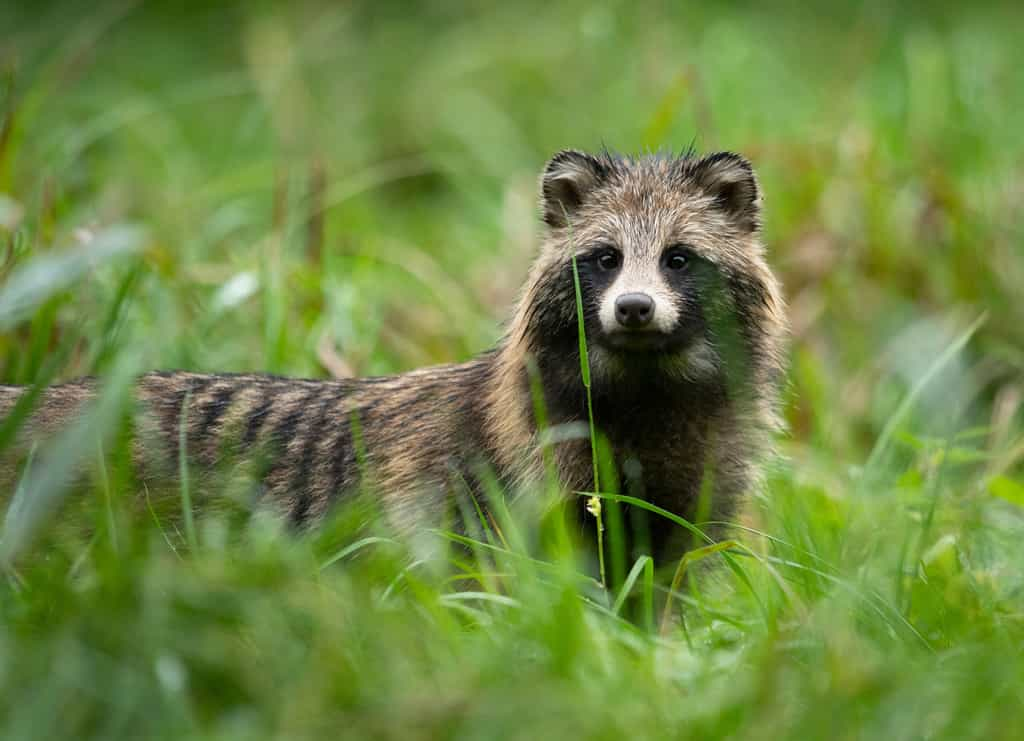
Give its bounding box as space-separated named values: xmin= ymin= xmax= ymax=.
xmin=614 ymin=292 xmax=655 ymax=328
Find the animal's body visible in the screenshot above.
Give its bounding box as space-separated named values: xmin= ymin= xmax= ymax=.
xmin=0 ymin=150 xmax=787 ymax=561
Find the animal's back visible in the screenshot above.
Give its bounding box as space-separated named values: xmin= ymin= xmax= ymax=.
xmin=0 ymin=364 xmax=500 ymax=532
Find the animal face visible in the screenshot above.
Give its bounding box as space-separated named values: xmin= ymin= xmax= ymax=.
xmin=524 ymin=149 xmax=778 ymax=385
xmin=574 ymin=235 xmax=706 ymax=353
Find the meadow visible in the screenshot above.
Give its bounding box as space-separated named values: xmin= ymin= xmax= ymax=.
xmin=1 ymin=2 xmax=1023 ymax=738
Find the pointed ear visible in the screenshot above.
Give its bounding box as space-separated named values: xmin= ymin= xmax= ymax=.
xmin=540 ymin=150 xmax=609 ymax=228
xmin=690 ymin=152 xmax=762 ymax=232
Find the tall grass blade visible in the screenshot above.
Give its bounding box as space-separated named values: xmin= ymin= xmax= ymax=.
xmin=571 ymin=253 xmax=606 ymax=589
xmin=177 ymin=391 xmax=198 ymax=552
xmin=865 ymin=314 xmax=986 ymax=472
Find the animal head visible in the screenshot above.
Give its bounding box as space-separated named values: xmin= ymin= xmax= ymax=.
xmin=515 ymin=149 xmax=786 ymax=391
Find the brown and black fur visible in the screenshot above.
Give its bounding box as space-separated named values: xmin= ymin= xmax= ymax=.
xmin=0 ymin=149 xmax=787 ymax=562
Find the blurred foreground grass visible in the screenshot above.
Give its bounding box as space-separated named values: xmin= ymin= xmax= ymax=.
xmin=1 ymin=2 xmax=1023 ymax=738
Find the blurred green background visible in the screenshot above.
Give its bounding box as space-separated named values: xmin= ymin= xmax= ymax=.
xmin=1 ymin=2 xmax=1023 ymax=739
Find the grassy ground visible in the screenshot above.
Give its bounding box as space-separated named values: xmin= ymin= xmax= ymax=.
xmin=2 ymin=1 xmax=1024 ymax=738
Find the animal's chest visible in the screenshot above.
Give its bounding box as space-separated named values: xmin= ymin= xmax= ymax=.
xmin=552 ymin=404 xmax=719 ymax=562
xmin=606 ymin=412 xmax=711 ymax=504
xmin=543 ymin=374 xmax=723 ymax=504
xmin=549 ymin=397 xmax=713 ymax=502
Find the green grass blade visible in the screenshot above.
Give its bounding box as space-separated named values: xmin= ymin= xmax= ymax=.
xmin=320 ymin=536 xmax=397 ymax=570
xmin=611 ymin=554 xmax=654 ymax=628
xmin=865 ymin=314 xmax=986 ymax=472
xmin=177 ymin=390 xmax=198 ymax=552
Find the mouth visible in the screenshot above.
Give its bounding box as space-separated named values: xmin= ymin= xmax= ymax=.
xmin=598 ymin=330 xmax=682 ymax=353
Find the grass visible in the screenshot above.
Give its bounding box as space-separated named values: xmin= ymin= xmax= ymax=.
xmin=2 ymin=1 xmax=1024 ymax=738
xmin=571 ymin=252 xmax=606 ymax=588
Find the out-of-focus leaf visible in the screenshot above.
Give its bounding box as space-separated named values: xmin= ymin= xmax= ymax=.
xmin=0 ymin=194 xmax=24 ymax=230
xmin=0 ymin=353 xmax=140 ymax=562
xmin=988 ymin=475 xmax=1024 ymax=507
xmin=0 ymin=225 xmax=145 ymax=329
xmin=211 ymin=271 xmax=259 ymax=312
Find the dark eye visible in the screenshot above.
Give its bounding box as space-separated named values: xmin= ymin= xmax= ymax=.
xmin=596 ymin=248 xmax=621 ymax=271
xmin=664 ymin=247 xmax=691 ymax=271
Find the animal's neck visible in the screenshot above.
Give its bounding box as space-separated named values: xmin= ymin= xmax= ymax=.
xmin=482 ymin=327 xmax=728 ymax=467
xmin=539 ymin=348 xmax=720 ymax=422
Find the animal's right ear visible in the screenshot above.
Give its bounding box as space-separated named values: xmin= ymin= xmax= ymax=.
xmin=540 ymin=150 xmax=608 ymax=228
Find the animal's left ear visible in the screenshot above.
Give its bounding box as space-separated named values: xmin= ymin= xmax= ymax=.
xmin=690 ymin=152 xmax=762 ymax=232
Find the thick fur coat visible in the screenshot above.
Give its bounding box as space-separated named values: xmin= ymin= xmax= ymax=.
xmin=0 ymin=150 xmax=787 ymax=561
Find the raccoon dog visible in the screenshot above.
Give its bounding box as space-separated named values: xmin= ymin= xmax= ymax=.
xmin=1 ymin=149 xmax=786 ymax=562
